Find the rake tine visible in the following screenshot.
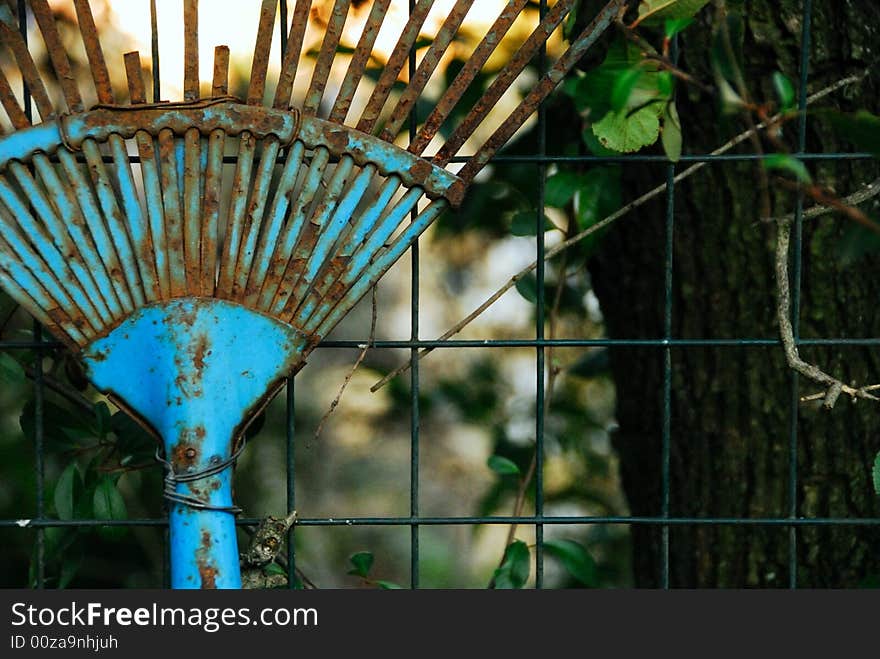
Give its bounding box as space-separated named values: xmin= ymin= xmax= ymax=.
xmin=300 ymin=184 xmax=421 ymax=332
xmin=303 ymin=0 xmax=351 ymax=116
xmin=244 ymin=140 xmax=306 ymax=306
xmin=278 ymin=155 xmax=356 ymax=318
xmin=290 ymin=172 xmax=400 ymax=327
xmin=247 ymin=0 xmax=278 ymax=106
xmin=230 ymin=137 xmax=280 ymax=300
xmin=30 ymin=0 xmax=85 ymax=113
xmin=0 ymin=173 xmax=100 ymax=334
xmin=200 ymin=46 xmax=230 ymax=296
xmin=157 ymin=128 xmax=186 ymax=297
xmin=457 ymin=0 xmax=621 ymax=184
xmin=261 ymin=148 xmax=332 ymax=313
xmin=328 ymin=0 xmax=392 ymax=124
xmin=72 ymin=0 xmax=115 ymax=104
xmin=0 ymin=67 xmax=29 ymax=129
xmin=183 ymin=0 xmax=200 ymax=101
xmin=122 ymin=52 xmax=161 ymax=302
xmin=408 ymin=0 xmax=527 ymax=156
xmin=356 ymin=0 xmax=435 ymax=135
xmin=215 ymin=132 xmax=256 ymax=298
xmin=379 ymin=0 xmax=474 ymax=143
xmin=433 ymin=0 xmax=576 ymax=166
xmin=0 ymin=11 xmax=56 ymax=121
xmin=274 ymin=0 xmax=313 ymax=109
xmin=313 ymin=197 xmax=446 ymax=337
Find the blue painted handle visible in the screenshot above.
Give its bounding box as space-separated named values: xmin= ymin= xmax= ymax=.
xmin=83 ymin=299 xmax=307 ymax=588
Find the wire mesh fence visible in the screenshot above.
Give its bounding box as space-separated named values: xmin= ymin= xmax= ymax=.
xmin=1 ymin=0 xmax=877 ymax=589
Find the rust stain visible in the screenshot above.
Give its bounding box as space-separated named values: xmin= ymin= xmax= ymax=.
xmin=172 ymin=441 xmax=199 ymax=471
xmin=196 ymin=529 xmax=219 ymax=589
xmin=192 ymin=334 xmax=209 ymax=372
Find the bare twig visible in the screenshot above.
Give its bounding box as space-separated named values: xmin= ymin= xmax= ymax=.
xmin=371 ymin=70 xmax=868 ymax=393
xmin=312 ymin=286 xmax=378 ymax=445
xmin=768 ymin=178 xmax=880 ymax=224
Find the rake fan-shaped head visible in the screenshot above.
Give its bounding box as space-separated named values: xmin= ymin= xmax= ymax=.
xmin=0 ymin=0 xmax=620 ymax=587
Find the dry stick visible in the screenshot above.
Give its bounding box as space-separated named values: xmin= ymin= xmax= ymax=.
xmin=774 ymin=178 xmax=880 ymax=408
xmin=371 ymin=70 xmax=868 ymax=393
xmin=312 ymin=286 xmax=378 ymax=445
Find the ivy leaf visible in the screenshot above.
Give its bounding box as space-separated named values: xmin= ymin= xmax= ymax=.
xmin=873 ymin=452 xmax=880 ymax=495
xmin=544 ymin=539 xmax=598 ymax=587
xmin=376 ymin=580 xmax=404 ymax=590
xmin=348 ymin=551 xmax=374 ymax=578
xmin=488 ymin=455 xmax=521 ymax=476
xmin=661 ymin=101 xmax=683 ymax=162
xmin=592 ymin=105 xmax=661 ymax=153
xmin=54 ymin=463 xmax=83 ymax=521
xmin=764 ymin=154 xmax=812 ymax=184
xmin=510 ymin=211 xmax=554 ymax=236
xmin=638 ymin=0 xmax=710 ymax=26
xmin=492 ymin=540 xmax=530 ymax=589
xmin=824 ymin=110 xmax=880 ymax=157
xmin=772 ymin=72 xmax=796 ymax=112
xmin=93 ymin=476 xmax=127 ymax=540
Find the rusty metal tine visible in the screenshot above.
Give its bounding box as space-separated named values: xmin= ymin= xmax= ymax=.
xmin=303 ymin=0 xmax=351 ymax=116
xmin=433 ymin=0 xmax=575 ymax=165
xmin=458 ymin=0 xmax=620 ymax=183
xmin=309 ymin=192 xmax=443 ymax=336
xmin=30 ymin=0 xmax=85 ymax=113
xmin=0 ymin=20 xmax=56 ymax=121
xmin=284 ymin=160 xmax=375 ymax=321
xmin=0 ymin=197 xmax=90 ymax=337
xmin=183 ymin=129 xmax=202 ymax=294
xmin=215 ymin=133 xmax=257 ymax=298
xmin=379 ymin=0 xmax=474 ymax=143
xmin=247 ymin=0 xmax=278 ymax=106
xmin=290 ymin=168 xmax=397 ymax=327
xmin=201 ymin=46 xmax=230 ymax=296
xmin=230 ymin=138 xmax=280 ymax=300
xmin=0 ymin=261 xmax=81 ymax=346
xmin=212 ymin=45 xmax=230 ymax=97
xmin=244 ymin=139 xmax=306 ymax=307
xmin=273 ymin=0 xmax=312 ymax=109
xmin=408 ymin=0 xmax=526 ymax=156
xmin=72 ymin=0 xmax=115 ymax=104
xmin=0 ymin=67 xmax=29 ymax=129
xmin=124 ymin=51 xmax=147 ymax=104
xmin=259 ymin=147 xmax=331 ymax=312
xmin=158 ymin=128 xmax=186 ymax=297
xmin=328 ymin=0 xmax=392 ymax=123
xmin=184 ymin=0 xmax=200 ymax=101
xmin=356 ymin=0 xmax=435 ymax=135
xmin=0 ymin=170 xmax=100 ymax=333
xmin=278 ymin=155 xmax=355 ymax=318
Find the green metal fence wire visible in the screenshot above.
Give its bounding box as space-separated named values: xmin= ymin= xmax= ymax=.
xmin=2 ymin=0 xmax=877 ymax=589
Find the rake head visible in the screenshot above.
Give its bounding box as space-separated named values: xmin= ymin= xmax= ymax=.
xmin=0 ymin=0 xmax=620 ymax=587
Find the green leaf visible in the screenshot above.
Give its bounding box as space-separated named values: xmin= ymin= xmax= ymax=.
xmin=824 ymin=110 xmax=880 ymax=157
xmin=348 ymin=551 xmax=374 ymax=578
xmin=873 ymin=453 xmax=880 ymax=496
xmin=544 ymin=539 xmax=598 ymax=587
xmin=54 ymin=463 xmax=82 ymax=521
xmin=592 ymin=106 xmax=661 ymax=153
xmin=638 ymin=0 xmax=710 ymax=25
xmin=515 ymin=274 xmax=538 ymax=304
xmin=772 ymin=71 xmax=796 ymax=112
xmin=492 ymin=540 xmax=530 ymax=589
xmin=487 ymin=455 xmax=521 ymax=476
xmin=376 ymin=580 xmax=404 ymax=590
xmin=716 ymin=77 xmax=746 ymax=115
xmin=570 ymin=349 xmax=610 ymax=379
xmin=92 ymin=476 xmax=127 ymax=540
xmin=661 ymin=101 xmax=683 ymax=162
xmin=0 ymin=352 xmax=25 ymax=385
xmin=510 ymin=211 xmax=554 ymax=236
xmin=764 ymin=154 xmax=812 ymax=184
xmin=611 ymin=67 xmax=644 ymax=112
xmin=545 ymin=170 xmax=582 ymax=207
xmin=264 ymin=563 xmax=286 ymax=577
xmin=94 ymin=402 xmax=111 ymax=440
xmin=834 ymin=222 xmax=880 ymax=268
xmin=664 ymin=16 xmax=695 ymax=37
xmin=58 ymin=550 xmax=83 ymax=589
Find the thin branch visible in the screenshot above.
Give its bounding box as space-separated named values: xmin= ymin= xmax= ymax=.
xmin=370 ymin=70 xmax=869 ymax=393
xmin=311 ymin=285 xmax=378 ymax=445
xmin=23 ymin=364 xmax=94 ymax=416
xmin=768 ymin=177 xmax=880 ymax=224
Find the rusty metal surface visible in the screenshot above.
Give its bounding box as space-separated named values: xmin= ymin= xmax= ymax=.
xmin=0 ymin=0 xmax=620 ymax=589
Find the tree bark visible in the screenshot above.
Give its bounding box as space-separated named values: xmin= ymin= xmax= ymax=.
xmin=588 ymin=0 xmax=880 ymax=587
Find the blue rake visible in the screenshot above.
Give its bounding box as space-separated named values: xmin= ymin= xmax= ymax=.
xmin=0 ymin=0 xmax=620 ymax=588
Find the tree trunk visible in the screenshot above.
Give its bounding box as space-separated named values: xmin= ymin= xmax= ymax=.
xmin=588 ymin=0 xmax=880 ymax=587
